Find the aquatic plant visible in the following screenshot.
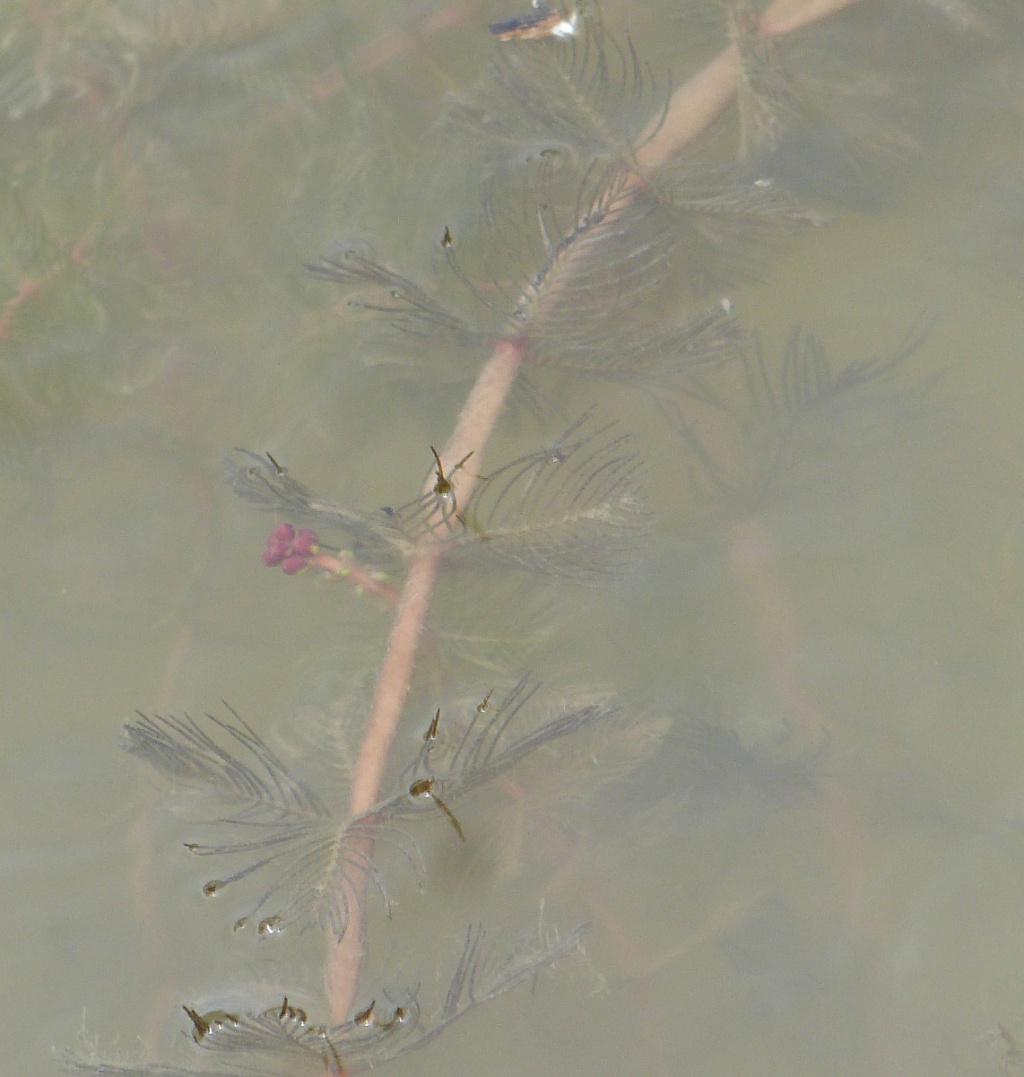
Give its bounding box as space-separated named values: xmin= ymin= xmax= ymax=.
xmin=44 ymin=0 xmax=1019 ymax=1074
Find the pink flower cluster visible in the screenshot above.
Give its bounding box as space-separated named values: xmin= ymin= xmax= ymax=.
xmin=262 ymin=523 xmax=320 ymax=575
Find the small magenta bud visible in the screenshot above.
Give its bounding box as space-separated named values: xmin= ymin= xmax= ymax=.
xmin=260 ymin=522 xmax=318 ymax=575
xmin=292 ymin=528 xmax=319 ymax=557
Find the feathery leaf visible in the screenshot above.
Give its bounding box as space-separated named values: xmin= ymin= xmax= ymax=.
xmin=454 ymin=414 xmax=651 ymax=579
xmin=224 ymin=449 xmax=410 ymax=570
xmin=66 ymin=922 xmax=586 ymax=1075
xmin=442 ymin=17 xmax=668 ymax=180
xmin=123 ymin=704 xmax=417 ymax=941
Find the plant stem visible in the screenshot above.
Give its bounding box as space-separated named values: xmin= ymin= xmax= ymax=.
xmin=329 ymin=340 xmax=524 ymax=1018
xmin=326 ymin=0 xmax=868 ymax=1021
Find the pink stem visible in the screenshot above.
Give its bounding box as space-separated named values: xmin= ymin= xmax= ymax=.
xmin=326 ymin=0 xmax=868 ymax=1021
xmin=309 ymin=551 xmax=400 ymax=607
xmin=346 ymin=339 xmax=525 ymax=820
xmin=634 ymin=44 xmax=742 ymax=172
xmin=328 ymin=340 xmax=524 ymax=1019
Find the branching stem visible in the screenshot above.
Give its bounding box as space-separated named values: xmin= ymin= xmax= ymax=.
xmin=328 ymin=0 xmax=868 ymax=1021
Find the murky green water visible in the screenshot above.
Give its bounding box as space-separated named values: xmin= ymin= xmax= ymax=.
xmin=3 ymin=3 xmax=1024 ymax=1075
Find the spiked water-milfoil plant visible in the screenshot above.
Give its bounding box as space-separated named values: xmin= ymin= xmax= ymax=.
xmin=61 ymin=1 xmax=996 ymax=1074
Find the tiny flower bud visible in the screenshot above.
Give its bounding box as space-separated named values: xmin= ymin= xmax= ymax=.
xmin=292 ymin=528 xmax=319 ymax=557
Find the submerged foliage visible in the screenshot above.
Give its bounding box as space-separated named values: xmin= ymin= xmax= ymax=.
xmin=441 ymin=18 xmax=670 ymax=180
xmin=227 ymin=411 xmax=651 ymax=582
xmin=124 ymin=680 xmax=622 ymax=941
xmin=69 ymin=923 xmax=586 ymax=1076
xmin=57 ymin=1 xmax=1005 ymax=1074
xmin=673 ymin=320 xmax=939 ymax=509
xmin=390 ymin=412 xmax=651 ymax=577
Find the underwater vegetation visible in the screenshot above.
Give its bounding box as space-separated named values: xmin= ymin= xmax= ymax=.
xmin=0 ymin=0 xmax=1018 ymax=1074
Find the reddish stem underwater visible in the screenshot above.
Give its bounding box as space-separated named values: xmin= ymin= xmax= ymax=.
xmin=328 ymin=340 xmax=524 ymax=1017
xmin=326 ymin=0 xmax=868 ymax=1022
